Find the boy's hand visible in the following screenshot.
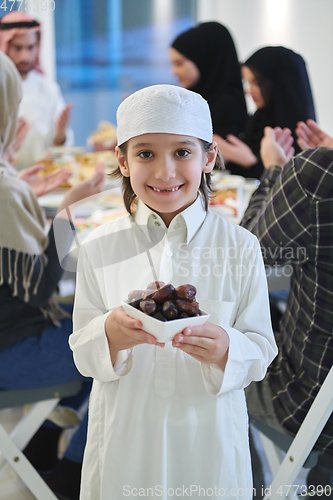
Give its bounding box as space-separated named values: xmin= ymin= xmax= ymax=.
xmin=172 ymin=322 xmax=229 ymax=370
xmin=105 ymin=306 xmax=165 ymax=365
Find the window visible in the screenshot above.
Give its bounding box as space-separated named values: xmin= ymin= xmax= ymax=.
xmin=55 ymin=0 xmax=196 ymax=144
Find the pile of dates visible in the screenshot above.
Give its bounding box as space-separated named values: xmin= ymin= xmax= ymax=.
xmin=127 ymin=281 xmax=202 ymax=322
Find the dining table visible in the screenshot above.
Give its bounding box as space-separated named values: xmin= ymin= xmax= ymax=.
xmin=38 ymin=172 xmax=291 ymax=296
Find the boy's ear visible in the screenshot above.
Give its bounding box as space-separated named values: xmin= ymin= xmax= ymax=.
xmin=115 ymin=146 xmax=130 ymax=177
xmin=203 ymin=141 xmax=218 ymax=173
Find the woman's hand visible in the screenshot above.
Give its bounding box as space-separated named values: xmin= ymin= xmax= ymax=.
xmin=105 ymin=306 xmax=165 ymax=365
xmin=172 ymin=322 xmax=229 ymax=370
xmin=57 ymin=161 xmax=105 ymax=214
xmin=260 ymin=126 xmax=294 ymax=169
xmin=3 ymin=118 xmax=30 ymax=165
xmin=213 ymin=133 xmax=257 ymax=167
xmin=17 ymin=163 xmax=71 ymax=197
xmin=14 ymin=117 xmax=30 ymax=151
xmin=295 ymin=119 xmax=333 ymax=150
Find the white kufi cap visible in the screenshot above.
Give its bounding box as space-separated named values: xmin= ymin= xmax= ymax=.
xmin=116 ymin=84 xmax=213 ymax=146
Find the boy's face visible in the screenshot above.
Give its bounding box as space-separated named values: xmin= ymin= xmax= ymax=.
xmin=116 ymin=133 xmax=216 ymax=227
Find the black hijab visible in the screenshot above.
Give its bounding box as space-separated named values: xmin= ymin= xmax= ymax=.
xmin=244 ymin=46 xmax=316 ymax=158
xmin=171 ymin=22 xmax=247 ymax=139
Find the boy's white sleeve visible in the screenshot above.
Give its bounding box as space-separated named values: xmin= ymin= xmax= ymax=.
xmin=69 ymin=243 xmax=133 ymax=382
xmin=201 ymin=238 xmax=278 ymax=396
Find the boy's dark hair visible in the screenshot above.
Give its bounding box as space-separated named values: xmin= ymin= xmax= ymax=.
xmin=110 ymin=140 xmax=224 ymax=215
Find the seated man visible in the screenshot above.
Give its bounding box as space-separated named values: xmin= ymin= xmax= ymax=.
xmin=0 ymin=11 xmax=73 ymax=169
xmin=241 ymin=126 xmax=333 ymax=498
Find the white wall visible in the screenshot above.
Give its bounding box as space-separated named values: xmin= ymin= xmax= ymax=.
xmin=197 ymin=0 xmax=333 ymax=135
xmin=33 ymin=8 xmax=55 ymax=80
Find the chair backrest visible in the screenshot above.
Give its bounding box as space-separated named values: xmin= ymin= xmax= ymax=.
xmin=0 ymin=379 xmax=83 ymax=500
xmin=0 ymin=379 xmax=83 ymax=410
xmin=249 ymin=414 xmax=321 ymax=468
xmin=264 ymin=365 xmax=333 ymax=500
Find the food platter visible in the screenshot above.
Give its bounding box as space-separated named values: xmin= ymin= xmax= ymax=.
xmin=35 ymin=149 xmax=119 ymax=188
xmin=209 ymin=175 xmax=259 ymax=223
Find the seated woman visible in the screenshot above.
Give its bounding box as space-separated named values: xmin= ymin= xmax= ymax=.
xmin=170 ymin=21 xmax=247 ymax=140
xmin=0 ymin=51 xmax=104 ymax=500
xmin=215 ymin=46 xmax=316 ymax=179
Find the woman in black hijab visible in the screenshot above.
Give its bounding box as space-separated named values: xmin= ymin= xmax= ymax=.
xmin=170 ymin=22 xmax=247 ymax=140
xmin=216 ymin=46 xmax=316 ymax=179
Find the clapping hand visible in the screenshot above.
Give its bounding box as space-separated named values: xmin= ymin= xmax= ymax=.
xmin=54 ymin=103 xmax=74 ymax=146
xmin=260 ymin=127 xmax=295 ymax=170
xmin=295 ymin=119 xmax=333 ymax=150
xmin=213 ymin=133 xmax=258 ymax=167
xmin=17 ymin=163 xmax=71 ymax=197
xmin=172 ymin=322 xmax=229 ymax=370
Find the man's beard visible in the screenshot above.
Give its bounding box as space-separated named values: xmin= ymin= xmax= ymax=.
xmin=16 ymin=61 xmax=34 ymax=77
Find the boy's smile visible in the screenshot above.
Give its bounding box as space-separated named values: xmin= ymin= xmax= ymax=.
xmin=116 ymin=133 xmax=217 ymax=227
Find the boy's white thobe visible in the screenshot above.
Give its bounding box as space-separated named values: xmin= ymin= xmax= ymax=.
xmin=70 ymin=196 xmax=277 ymax=500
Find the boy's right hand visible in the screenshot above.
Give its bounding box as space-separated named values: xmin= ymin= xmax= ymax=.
xmin=105 ymin=306 xmax=165 ymax=365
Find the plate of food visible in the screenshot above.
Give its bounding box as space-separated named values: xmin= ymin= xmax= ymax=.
xmin=87 ymin=121 xmax=117 ymax=151
xmin=35 ymin=150 xmax=119 ymax=189
xmin=210 ymin=175 xmax=247 ymax=223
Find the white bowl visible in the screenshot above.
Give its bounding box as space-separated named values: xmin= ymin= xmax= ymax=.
xmin=121 ymin=301 xmax=210 ymax=343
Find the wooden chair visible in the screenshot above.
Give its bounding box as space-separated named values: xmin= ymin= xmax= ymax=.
xmin=0 ymin=379 xmax=83 ymax=500
xmin=250 ymin=365 xmax=333 ymax=500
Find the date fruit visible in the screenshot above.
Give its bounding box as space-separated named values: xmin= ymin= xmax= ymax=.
xmin=127 ymin=282 xmax=201 ymax=322
xmin=174 ymin=284 xmax=196 ymax=300
xmin=147 ymin=281 xmax=165 ymax=290
xmin=151 ymin=284 xmax=175 ymax=302
xmin=140 ymin=299 xmax=157 ymax=315
xmin=177 ymin=312 xmax=189 ymax=319
xmin=128 ymin=289 xmax=145 ymax=307
xmin=175 ymin=299 xmax=199 ymax=315
xmin=162 ymin=301 xmax=178 ymax=320
xmin=152 ymin=312 xmax=167 ymax=322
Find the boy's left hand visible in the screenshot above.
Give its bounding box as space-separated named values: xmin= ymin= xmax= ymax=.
xmin=172 ymin=322 xmax=229 ymax=371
